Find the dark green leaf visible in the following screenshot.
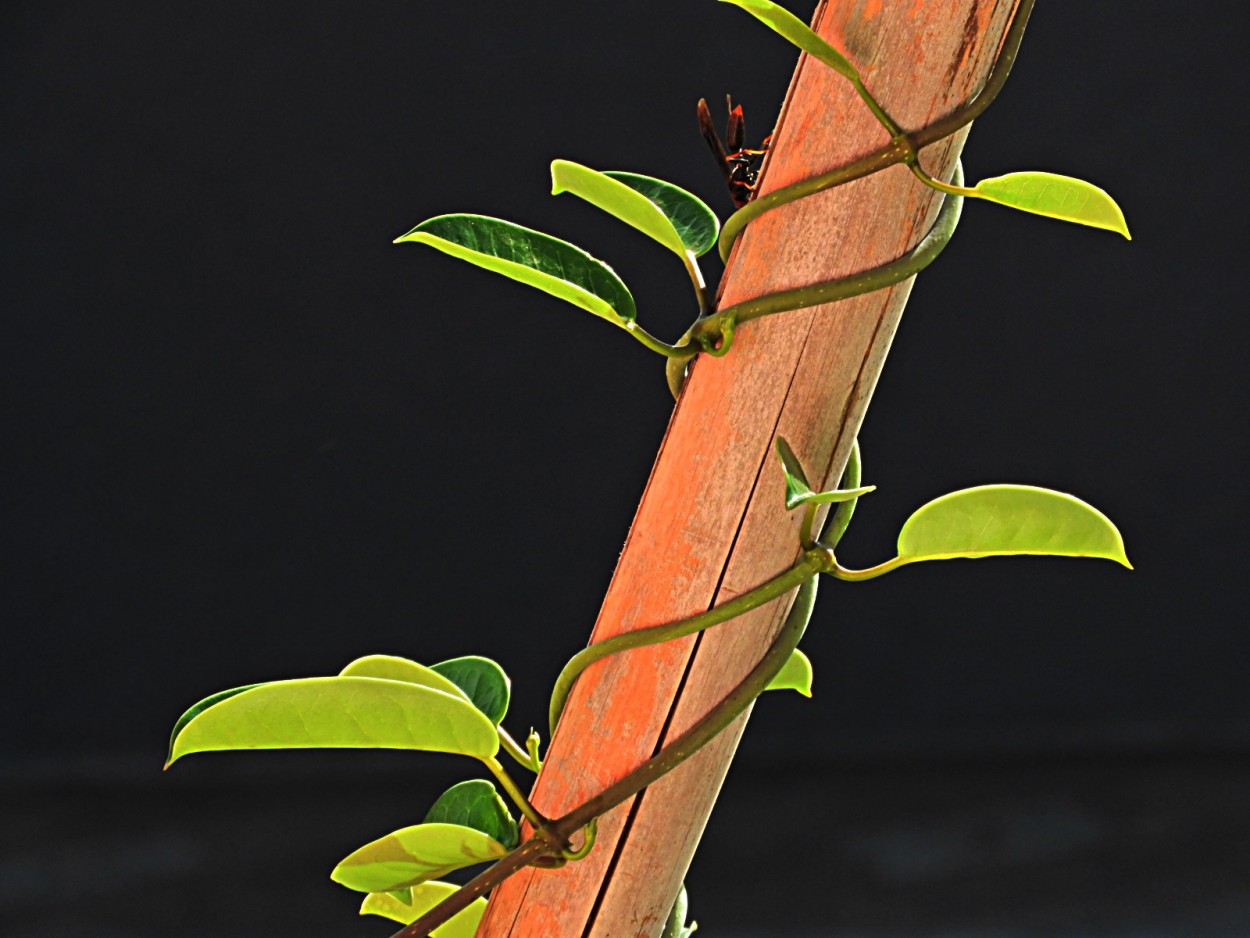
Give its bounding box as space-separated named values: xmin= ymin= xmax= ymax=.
xmin=423 ymin=779 xmax=519 ymax=849
xmin=395 ymin=214 xmax=636 ymax=323
xmin=430 ymin=656 xmax=511 ymax=725
xmin=604 ymin=172 xmax=719 ymax=256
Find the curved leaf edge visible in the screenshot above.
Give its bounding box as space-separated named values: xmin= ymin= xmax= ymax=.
xmin=166 ymin=676 xmax=500 ymax=768
xmin=896 ymin=484 xmax=1132 ymax=569
xmin=395 ymin=213 xmax=637 ymax=323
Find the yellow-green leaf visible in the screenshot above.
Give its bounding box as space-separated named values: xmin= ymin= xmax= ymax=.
xmin=339 ymin=654 xmax=469 ymax=701
xmin=331 ymin=822 xmax=508 ymax=893
xmin=360 ymin=882 xmax=487 ymax=936
xmin=165 ymin=676 xmax=499 ymax=767
xmin=719 ymin=0 xmax=859 ymax=80
xmin=551 ymin=160 xmax=718 ymax=258
xmin=776 ymin=437 xmax=875 ymax=510
xmin=897 ymin=485 xmax=1131 ymax=567
xmin=967 ymin=172 xmax=1130 ymax=238
xmin=764 ymin=648 xmax=813 ymax=697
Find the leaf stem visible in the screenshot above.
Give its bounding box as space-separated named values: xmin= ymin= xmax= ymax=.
xmin=853 ymin=79 xmax=904 ymax=139
xmin=497 ymin=725 xmax=539 ymax=773
xmin=909 ymin=161 xmax=977 ymax=198
xmin=482 ymin=755 xmax=548 ymax=832
xmin=828 ymin=556 xmax=907 ymax=581
xmin=623 ymin=320 xmax=698 ymax=359
xmin=682 ymin=251 xmax=713 ymax=317
xmin=798 ymin=503 xmax=819 ymax=550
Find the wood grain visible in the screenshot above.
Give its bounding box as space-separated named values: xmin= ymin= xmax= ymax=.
xmin=476 ymin=2 xmax=1021 ymax=936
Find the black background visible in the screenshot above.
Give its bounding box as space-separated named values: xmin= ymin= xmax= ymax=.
xmin=3 ymin=2 xmax=1246 ymax=935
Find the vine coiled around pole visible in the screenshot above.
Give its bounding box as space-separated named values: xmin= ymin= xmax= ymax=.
xmin=390 ymin=2 xmax=1034 ymax=934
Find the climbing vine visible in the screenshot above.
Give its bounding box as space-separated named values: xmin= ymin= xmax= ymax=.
xmin=165 ymin=2 xmax=1131 ymax=936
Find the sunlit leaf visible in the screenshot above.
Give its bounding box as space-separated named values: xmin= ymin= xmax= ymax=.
xmin=764 ymin=648 xmax=813 ymax=697
xmin=605 ymin=172 xmax=719 ymax=256
xmin=430 ymin=656 xmax=511 ymax=725
xmin=775 ymin=437 xmax=875 ymax=510
xmin=167 ymin=684 xmax=263 ymax=760
xmin=360 ymin=881 xmax=488 ymax=935
xmin=551 ymin=160 xmax=718 ymax=258
xmin=897 ymin=485 xmax=1131 ymax=567
xmin=424 ymin=779 xmax=519 ymax=849
xmin=165 ymin=676 xmax=499 ymax=767
xmin=966 ymin=172 xmax=1130 ymax=238
xmin=395 ymin=214 xmax=636 ymax=323
xmin=719 ymin=0 xmax=858 ymax=80
xmin=339 ymin=654 xmax=468 ymax=701
xmin=332 ymin=822 xmax=508 ymax=893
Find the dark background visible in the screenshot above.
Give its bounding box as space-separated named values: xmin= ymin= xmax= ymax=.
xmin=3 ymin=2 xmax=1245 ymax=935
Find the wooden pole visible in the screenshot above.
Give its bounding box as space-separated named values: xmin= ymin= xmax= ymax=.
xmin=477 ymin=2 xmax=1021 ymax=935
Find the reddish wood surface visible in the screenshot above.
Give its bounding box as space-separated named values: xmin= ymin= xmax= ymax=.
xmin=477 ymin=2 xmax=1020 ymax=936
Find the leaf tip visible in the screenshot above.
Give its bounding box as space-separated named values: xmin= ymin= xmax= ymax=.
xmin=549 ymin=159 xmax=570 ymax=196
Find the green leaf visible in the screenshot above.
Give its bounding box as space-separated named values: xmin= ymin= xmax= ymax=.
xmin=775 ymin=437 xmax=876 ymax=510
xmin=167 ymin=684 xmax=263 ymax=761
xmin=430 ymin=655 xmax=511 ymax=725
xmin=360 ymin=882 xmax=488 ymax=935
xmin=339 ymin=654 xmax=469 ymax=701
xmin=424 ymin=779 xmax=519 ymax=849
xmin=551 ymin=160 xmax=718 ymax=258
xmin=719 ymin=0 xmax=859 ymax=80
xmin=764 ymin=648 xmax=813 ymax=697
xmin=897 ymin=485 xmax=1132 ymax=568
xmin=604 ymin=172 xmax=719 ymax=257
xmin=332 ymin=822 xmax=508 ymax=893
xmin=966 ymin=172 xmax=1130 ymax=239
xmin=165 ymin=676 xmax=499 ymax=767
xmin=395 ymin=214 xmax=636 ymax=324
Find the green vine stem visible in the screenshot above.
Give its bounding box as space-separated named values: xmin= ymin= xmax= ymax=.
xmin=394 ymin=451 xmax=866 ymax=938
xmin=623 ymin=319 xmax=693 ymax=358
xmin=392 ymin=569 xmax=820 ymax=938
xmin=689 ymin=162 xmax=963 ymax=351
xmin=716 ymin=0 xmax=1034 ymax=261
xmin=821 ymin=438 xmax=861 ymax=549
xmin=548 ymin=555 xmax=819 ymax=735
xmin=482 ymin=755 xmax=552 ymax=834
xmin=389 ymin=3 xmax=1036 ymax=932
